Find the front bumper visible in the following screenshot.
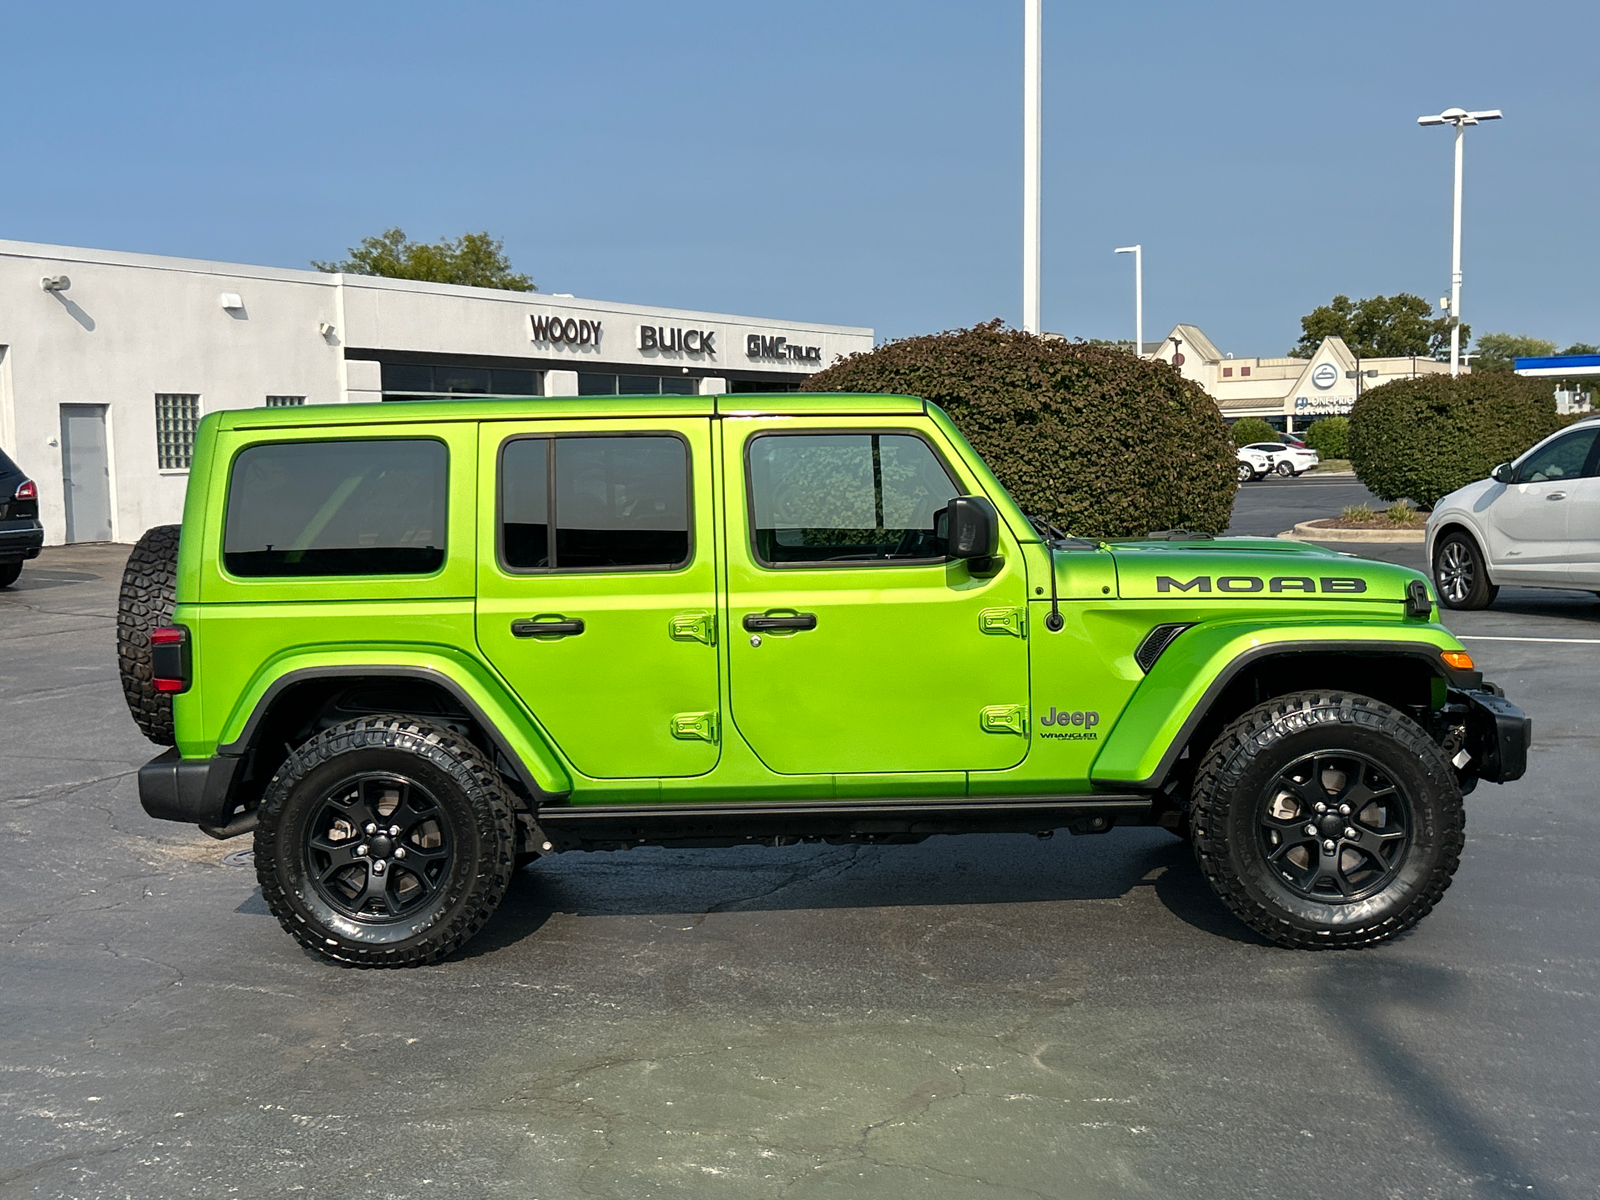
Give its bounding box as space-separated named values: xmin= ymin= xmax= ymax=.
xmin=138 ymin=749 xmax=241 ymax=829
xmin=0 ymin=520 xmax=44 ymax=561
xmin=1448 ymin=686 xmax=1532 ymax=784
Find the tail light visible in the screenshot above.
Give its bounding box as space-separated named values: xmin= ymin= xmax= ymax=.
xmin=14 ymin=479 xmax=36 ymax=501
xmin=151 ymin=625 xmax=192 ymax=693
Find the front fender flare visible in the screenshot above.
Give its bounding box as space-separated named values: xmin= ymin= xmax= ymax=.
xmin=1088 ymin=622 xmax=1474 ymax=790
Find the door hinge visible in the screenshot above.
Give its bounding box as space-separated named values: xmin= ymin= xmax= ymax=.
xmin=669 ymin=610 xmax=717 ymax=645
xmin=979 ymin=606 xmax=1027 ymax=638
xmin=980 ymin=704 xmax=1028 ymax=735
xmin=671 ymin=711 xmax=720 ymax=743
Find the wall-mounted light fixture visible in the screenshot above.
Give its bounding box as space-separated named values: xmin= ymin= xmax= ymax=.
xmin=40 ymin=275 xmax=71 ymax=292
xmin=219 ymin=292 xmax=244 ymax=310
xmin=318 ymin=321 xmax=335 ymax=337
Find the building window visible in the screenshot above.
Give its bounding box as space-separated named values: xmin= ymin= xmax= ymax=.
xmin=1222 ymin=367 xmax=1233 ymax=378
xmin=265 ymin=395 xmax=305 ymax=407
xmin=1241 ymin=366 xmax=1251 ymax=377
xmin=379 ymin=361 xmax=542 ymax=399
xmin=155 ymin=393 xmax=200 ymax=470
xmin=577 ymin=373 xmax=698 ymax=396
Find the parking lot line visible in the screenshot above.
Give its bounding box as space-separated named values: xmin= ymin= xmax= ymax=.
xmin=1457 ymin=635 xmax=1600 ymax=645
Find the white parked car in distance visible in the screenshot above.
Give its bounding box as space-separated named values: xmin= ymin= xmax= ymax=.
xmin=1236 ymin=446 xmax=1277 ymax=482
xmin=1244 ymin=442 xmax=1321 ymax=477
xmin=1426 ymin=416 xmax=1600 ymax=609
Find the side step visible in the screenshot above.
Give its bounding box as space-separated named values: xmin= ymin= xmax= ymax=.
xmin=535 ymin=794 xmax=1154 ymax=852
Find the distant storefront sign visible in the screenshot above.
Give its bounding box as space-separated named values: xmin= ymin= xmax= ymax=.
xmin=747 ymin=334 xmax=823 ymax=364
xmin=1311 ymin=362 xmax=1339 ymax=390
xmin=1295 ymin=394 xmax=1354 ymax=415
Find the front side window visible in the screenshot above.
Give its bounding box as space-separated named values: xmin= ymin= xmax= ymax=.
xmin=1518 ymin=428 xmax=1599 ymax=482
xmin=500 ymin=435 xmax=690 ymax=571
xmin=747 ymin=432 xmax=959 ymax=565
xmin=223 ymin=439 xmax=447 ymax=577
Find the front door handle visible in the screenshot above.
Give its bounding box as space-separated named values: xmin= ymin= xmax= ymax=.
xmin=743 ymin=612 xmax=818 ymax=632
xmin=511 ymin=616 xmax=585 ymax=638
xmin=1547 ymin=491 xmax=1568 ymax=500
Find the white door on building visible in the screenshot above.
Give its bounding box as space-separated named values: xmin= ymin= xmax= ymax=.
xmin=60 ymin=405 xmax=114 ymax=543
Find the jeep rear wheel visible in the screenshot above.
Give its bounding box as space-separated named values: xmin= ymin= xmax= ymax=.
xmin=255 ymin=716 xmax=516 ymax=967
xmin=1191 ymin=691 xmax=1464 ymax=949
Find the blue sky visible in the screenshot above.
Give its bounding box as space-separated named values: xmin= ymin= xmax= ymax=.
xmin=2 ymin=1 xmax=1593 ymax=354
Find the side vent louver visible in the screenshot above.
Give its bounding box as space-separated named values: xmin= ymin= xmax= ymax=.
xmin=1135 ymin=623 xmax=1195 ymax=673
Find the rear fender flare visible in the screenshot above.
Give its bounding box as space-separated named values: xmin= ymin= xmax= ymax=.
xmin=215 ymin=648 xmax=573 ymax=798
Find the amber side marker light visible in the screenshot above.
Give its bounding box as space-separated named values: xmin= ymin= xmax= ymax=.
xmin=1441 ymin=650 xmax=1475 ymax=672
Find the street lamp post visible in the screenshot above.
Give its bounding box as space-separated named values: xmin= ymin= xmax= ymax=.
xmin=1023 ymin=0 xmax=1042 ymax=334
xmin=1115 ymin=245 xmax=1142 ymax=355
xmin=1417 ymin=106 xmax=1502 ymax=377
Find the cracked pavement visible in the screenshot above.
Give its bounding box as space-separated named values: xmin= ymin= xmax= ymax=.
xmin=2 ymin=528 xmax=1597 ymax=1199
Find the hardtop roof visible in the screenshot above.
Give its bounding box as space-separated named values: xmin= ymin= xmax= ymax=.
xmin=218 ymin=393 xmax=927 ymax=430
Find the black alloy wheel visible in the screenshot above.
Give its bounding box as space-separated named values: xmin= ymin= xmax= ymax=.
xmin=1191 ymin=691 xmax=1464 ymax=948
xmin=1256 ymin=751 xmax=1409 ymax=902
xmin=1433 ymin=531 xmax=1498 ymax=610
xmin=303 ymin=772 xmax=454 ymax=923
xmin=256 ymin=715 xmax=515 ymax=967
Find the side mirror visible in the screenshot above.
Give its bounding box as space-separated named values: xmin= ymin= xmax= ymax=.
xmin=1490 ymin=462 xmax=1515 ymax=484
xmin=944 ymin=495 xmax=998 ymax=560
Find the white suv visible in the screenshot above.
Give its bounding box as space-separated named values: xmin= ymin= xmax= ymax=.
xmin=1426 ymin=417 xmax=1600 ymax=608
xmin=1244 ymin=442 xmax=1320 ymax=477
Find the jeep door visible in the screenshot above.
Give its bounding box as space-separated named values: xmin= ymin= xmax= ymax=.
xmin=722 ymin=418 xmax=1030 ymax=775
xmin=475 ymin=418 xmax=722 ymax=779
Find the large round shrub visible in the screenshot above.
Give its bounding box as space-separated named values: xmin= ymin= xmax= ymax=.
xmin=1230 ymin=417 xmax=1278 ymax=446
xmin=1349 ymin=373 xmax=1558 ymax=507
xmin=800 ymin=320 xmax=1237 ymax=537
xmin=1304 ymin=416 xmax=1349 ymax=460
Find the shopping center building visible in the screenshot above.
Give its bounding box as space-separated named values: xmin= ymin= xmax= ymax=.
xmin=1146 ymin=324 xmax=1454 ymax=431
xmin=0 ymin=239 xmax=873 ymax=545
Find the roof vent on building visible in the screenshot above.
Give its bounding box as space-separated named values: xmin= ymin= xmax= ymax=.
xmin=219 ymin=292 xmax=244 ymax=310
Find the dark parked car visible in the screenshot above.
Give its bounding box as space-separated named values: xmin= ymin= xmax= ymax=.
xmin=0 ymin=447 xmax=44 ymax=588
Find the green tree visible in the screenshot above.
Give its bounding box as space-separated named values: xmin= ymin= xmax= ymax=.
xmin=1472 ymin=332 xmax=1556 ymax=373
xmin=1561 ymin=342 xmax=1599 ymax=355
xmin=799 ymin=321 xmax=1237 ymax=538
xmin=313 ymin=228 xmax=535 ymax=291
xmin=1303 ymin=416 xmax=1349 ymax=460
xmin=1290 ymin=293 xmax=1463 ymax=360
xmin=1230 ymin=417 xmax=1279 ymax=446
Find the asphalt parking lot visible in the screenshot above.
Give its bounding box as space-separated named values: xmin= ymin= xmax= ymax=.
xmin=3 ymin=494 xmax=1597 ymax=1199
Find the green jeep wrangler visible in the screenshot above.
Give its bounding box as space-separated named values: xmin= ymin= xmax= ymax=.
xmin=119 ymin=394 xmax=1530 ymax=966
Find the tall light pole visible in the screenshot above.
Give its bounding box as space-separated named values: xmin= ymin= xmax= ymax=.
xmin=1115 ymin=245 xmax=1142 ymax=355
xmin=1417 ymin=106 xmax=1502 ymax=377
xmin=1022 ymin=0 xmax=1041 ymax=334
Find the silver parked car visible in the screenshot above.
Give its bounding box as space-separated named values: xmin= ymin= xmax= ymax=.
xmin=1426 ymin=417 xmax=1600 ymax=609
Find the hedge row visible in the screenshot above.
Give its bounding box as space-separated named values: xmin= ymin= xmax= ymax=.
xmin=1304 ymin=417 xmax=1349 ymax=460
xmin=800 ymin=321 xmax=1237 ymax=537
xmin=1348 ymin=373 xmax=1558 ymax=507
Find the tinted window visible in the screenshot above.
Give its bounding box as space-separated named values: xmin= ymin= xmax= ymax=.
xmin=1518 ymin=428 xmax=1598 ymax=482
xmin=500 ymin=435 xmax=690 ymax=571
xmin=224 ymin=439 xmax=447 ymax=577
xmin=748 ymin=433 xmax=959 ymax=565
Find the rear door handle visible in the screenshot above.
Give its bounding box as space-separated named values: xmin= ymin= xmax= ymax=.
xmin=743 ymin=612 xmax=818 ymax=632
xmin=511 ymin=617 xmax=585 ymax=638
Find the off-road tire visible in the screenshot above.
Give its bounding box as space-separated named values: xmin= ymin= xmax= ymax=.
xmin=1191 ymin=691 xmax=1465 ymax=949
xmin=117 ymin=525 xmax=181 ymax=745
xmin=1433 ymin=530 xmax=1498 ymax=610
xmin=255 ymin=716 xmax=517 ymax=968
xmin=0 ymin=560 xmax=22 ymax=588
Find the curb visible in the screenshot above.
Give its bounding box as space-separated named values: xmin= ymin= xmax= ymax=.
xmin=1280 ymin=521 xmax=1425 ymax=544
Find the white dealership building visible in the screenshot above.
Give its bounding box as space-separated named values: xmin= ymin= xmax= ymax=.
xmin=0 ymin=238 xmax=873 ymax=546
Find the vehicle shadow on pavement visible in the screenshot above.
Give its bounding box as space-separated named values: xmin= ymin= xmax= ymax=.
xmin=1314 ymin=959 xmax=1574 ymax=1200
xmin=454 ymin=830 xmax=1267 ymax=959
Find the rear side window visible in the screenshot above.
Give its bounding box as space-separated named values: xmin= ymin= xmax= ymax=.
xmin=223 ymin=439 xmax=447 ymax=577
xmin=500 ymin=435 xmax=690 ymax=571
xmin=747 ymin=432 xmax=959 ymax=565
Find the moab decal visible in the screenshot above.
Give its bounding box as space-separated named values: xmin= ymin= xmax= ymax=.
xmin=1156 ymin=575 xmax=1367 ymax=595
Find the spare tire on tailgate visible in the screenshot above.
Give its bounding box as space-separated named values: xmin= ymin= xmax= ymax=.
xmin=118 ymin=525 xmax=181 ymax=746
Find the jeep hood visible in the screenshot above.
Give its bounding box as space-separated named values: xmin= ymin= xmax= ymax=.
xmin=1099 ymin=537 xmax=1428 ymax=602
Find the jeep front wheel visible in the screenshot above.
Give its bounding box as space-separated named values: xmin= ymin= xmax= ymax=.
xmin=1190 ymin=691 xmax=1464 ymax=949
xmin=255 ymin=716 xmax=516 ymax=967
